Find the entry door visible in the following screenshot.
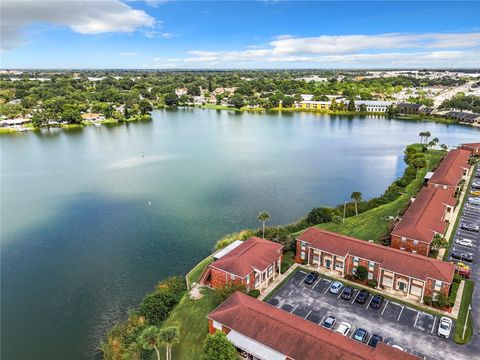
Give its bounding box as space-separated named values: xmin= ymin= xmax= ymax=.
xmin=398 ymin=282 xmax=406 ymax=291
xmin=325 ymin=259 xmax=331 ymax=269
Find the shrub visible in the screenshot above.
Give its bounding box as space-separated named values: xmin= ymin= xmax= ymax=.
xmin=423 ymin=295 xmax=432 ymax=305
xmin=247 ymin=289 xmax=261 ymax=298
xmin=215 ymin=283 xmax=247 ymax=304
xmin=366 ymin=280 xmax=378 ymax=288
xmin=138 ymin=277 xmax=186 ymax=324
xmin=202 ymin=331 xmax=238 ymax=360
xmin=306 ymin=207 xmax=339 ymax=225
xmin=354 ymin=266 xmax=368 ymax=282
xmin=433 ymin=292 xmax=450 ymax=309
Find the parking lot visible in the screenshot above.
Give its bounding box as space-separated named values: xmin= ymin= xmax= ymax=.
xmin=267 ymin=270 xmax=470 ymax=360
xmin=447 ymin=170 xmax=480 ymax=281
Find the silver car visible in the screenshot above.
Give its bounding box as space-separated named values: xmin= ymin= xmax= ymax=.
xmin=455 ymin=238 xmax=474 ymax=247
xmin=468 ymin=197 xmax=480 ymax=206
xmin=437 ymin=317 xmax=452 ymax=338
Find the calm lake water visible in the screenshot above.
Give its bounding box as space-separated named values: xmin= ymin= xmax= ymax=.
xmin=1 ymin=109 xmax=479 ymax=359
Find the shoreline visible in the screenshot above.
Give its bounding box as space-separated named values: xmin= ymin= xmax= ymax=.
xmin=1 ymin=107 xmax=478 ymax=134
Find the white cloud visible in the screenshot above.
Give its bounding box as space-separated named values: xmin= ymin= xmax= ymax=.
xmin=1 ymin=0 xmax=155 ymax=51
xmin=120 ymin=51 xmax=138 ymax=56
xmin=145 ymin=30 xmax=178 ymax=39
xmin=181 ymin=32 xmax=480 ymax=68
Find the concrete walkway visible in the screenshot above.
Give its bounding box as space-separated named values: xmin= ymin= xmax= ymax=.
xmin=258 ymin=263 xmax=300 ymax=301
xmin=451 ymin=280 xmax=465 ymax=318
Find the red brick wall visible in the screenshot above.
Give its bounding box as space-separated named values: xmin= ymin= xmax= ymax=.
xmin=345 ymin=255 xmax=379 ymax=282
xmin=210 ymin=267 xmax=246 ymax=289
xmin=391 ymin=235 xmax=429 ymax=256
xmin=208 ymin=319 xmax=231 ymax=335
xmin=424 ymin=279 xmax=450 ymax=298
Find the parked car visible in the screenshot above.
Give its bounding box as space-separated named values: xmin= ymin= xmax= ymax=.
xmin=304 ymin=271 xmax=319 ymax=285
xmin=368 ymin=334 xmax=383 ymax=348
xmin=352 ymin=328 xmax=369 ymax=343
xmin=437 ymin=317 xmax=453 ymax=339
xmin=322 ymin=316 xmax=336 ymax=329
xmin=370 ymin=295 xmax=384 ymax=310
xmin=355 ymin=289 xmax=370 ymax=304
xmin=341 ymin=286 xmax=354 ymax=300
xmin=468 ymin=197 xmax=480 ymax=205
xmin=455 ymin=238 xmax=474 ymax=247
xmin=461 ymin=252 xmax=474 ymax=262
xmin=329 ymin=281 xmax=343 ymax=294
xmin=461 ymin=223 xmax=480 ymax=232
xmin=335 ymin=321 xmax=351 ymax=336
xmin=392 ymin=344 xmax=405 ymax=352
xmin=451 ymin=251 xmax=462 ymax=260
xmin=455 ymin=263 xmax=471 ymax=279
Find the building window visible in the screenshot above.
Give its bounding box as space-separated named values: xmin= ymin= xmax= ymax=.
xmin=401 ymin=237 xmax=406 ymax=242
xmin=268 ymin=265 xmax=273 ymax=277
xmin=230 ymin=274 xmax=235 ymax=280
xmin=353 ymin=257 xmax=359 ymax=266
xmin=435 ymin=281 xmax=442 ymax=291
xmin=413 ymin=240 xmax=419 ymax=245
xmin=301 ymin=242 xmax=306 ymax=250
xmin=368 ymin=261 xmax=374 ymax=271
xmin=301 ymin=252 xmax=305 ymax=260
xmin=368 ymin=272 xmax=373 ymax=280
xmin=245 ymin=275 xmax=250 ymax=284
xmin=335 ymin=262 xmax=344 ymax=271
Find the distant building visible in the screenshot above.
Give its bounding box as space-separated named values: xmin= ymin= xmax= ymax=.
xmin=0 ymin=117 xmax=31 ymax=127
xmin=397 ymin=103 xmax=426 ymax=114
xmin=175 ymin=87 xmax=188 ymax=96
xmin=81 ymin=113 xmax=105 ymax=122
xmin=199 ymin=237 xmax=283 ymax=292
xmin=339 ymin=100 xmax=391 ymax=112
xmin=446 ymin=111 xmax=480 ymax=124
xmin=297 ymin=100 xmax=331 ymax=110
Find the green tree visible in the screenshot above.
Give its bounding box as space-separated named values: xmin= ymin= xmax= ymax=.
xmin=216 ymin=283 xmax=246 ymax=303
xmin=159 ymin=326 xmax=178 ymax=360
xmin=354 ymin=266 xmax=368 ymax=282
xmin=350 ymin=191 xmax=362 ymax=216
xmin=61 ymin=106 xmax=82 ymax=124
xmin=330 ymin=98 xmax=337 ymax=111
xmin=138 ymin=326 xmax=162 ymax=360
xmin=164 ymin=93 xmax=179 ymax=107
xmin=257 ymin=211 xmax=270 ymax=238
xmin=230 ymin=94 xmax=245 ymax=109
xmin=139 ymin=100 xmax=153 ymax=115
xmin=202 ymin=331 xmax=238 ymax=360
xmin=359 ymin=103 xmax=367 ymax=112
xmin=31 ymin=111 xmax=48 ymax=129
xmin=282 ymin=96 xmax=294 ymax=108
xmin=347 ymin=99 xmax=356 ymax=112
xmin=332 ymin=215 xmax=343 ymax=226
xmin=431 ymin=234 xmax=448 ymax=251
xmin=306 ymin=207 xmax=338 ymax=224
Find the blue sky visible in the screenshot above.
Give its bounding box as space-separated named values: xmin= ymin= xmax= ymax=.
xmin=2 ymin=1 xmax=480 ymax=69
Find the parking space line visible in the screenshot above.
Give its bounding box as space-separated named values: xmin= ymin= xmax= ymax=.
xmin=352 ymin=291 xmax=359 ymax=304
xmin=305 ymin=310 xmax=312 ymax=319
xmin=337 ymin=287 xmax=345 ymax=299
xmin=278 ymin=299 xmax=285 ymax=308
xmin=431 ymin=316 xmax=437 ymax=334
xmin=312 ymin=278 xmax=321 ymax=289
xmin=299 ymin=270 xmax=307 ymax=274
xmin=299 ymin=274 xmax=309 ymax=285
xmin=319 ymin=315 xmax=326 ymax=325
xmin=291 ymin=305 xmax=298 ymax=313
xmin=414 ymin=312 xmax=420 ymax=328
xmin=397 ymin=305 xmax=405 ymax=321
xmin=366 ymin=296 xmax=373 ymax=310
xmin=325 ymin=282 xmax=333 ymax=294
xmin=381 ymin=300 xmax=389 ymax=315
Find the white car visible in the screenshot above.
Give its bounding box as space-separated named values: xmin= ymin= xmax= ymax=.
xmin=455 ymin=238 xmax=474 ymax=247
xmin=437 ymin=317 xmax=452 ymax=338
xmin=335 ymin=321 xmax=352 ymax=336
xmin=392 ymin=345 xmax=405 ymax=352
xmin=468 ymin=197 xmax=480 ymax=206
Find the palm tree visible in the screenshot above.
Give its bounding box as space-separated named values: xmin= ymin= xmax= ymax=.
xmin=139 ymin=326 xmax=162 ymax=360
xmin=424 ymin=131 xmax=431 ymax=145
xmin=418 ymin=131 xmax=425 ymax=144
xmin=350 ymin=191 xmax=362 ymax=216
xmin=160 ymin=326 xmax=179 ymax=360
xmin=257 ymin=211 xmax=270 ymax=238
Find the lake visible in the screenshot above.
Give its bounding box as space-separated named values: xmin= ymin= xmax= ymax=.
xmin=1 ymin=109 xmax=479 ymax=359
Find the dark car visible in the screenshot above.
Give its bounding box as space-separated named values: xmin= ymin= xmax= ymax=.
xmin=368 ymin=334 xmax=383 ymax=348
xmin=341 ymin=287 xmax=354 ymax=301
xmin=370 ymin=295 xmax=384 ymax=310
xmin=322 ymin=316 xmax=336 ymax=329
xmin=304 ymin=271 xmax=319 ymax=285
xmin=451 ymin=251 xmax=462 ymax=260
xmin=352 ymin=328 xmax=369 ymax=343
xmin=355 ymin=289 xmax=370 ymax=304
xmin=461 ymin=223 xmax=480 ymax=232
xmin=461 ymin=253 xmax=473 ymax=262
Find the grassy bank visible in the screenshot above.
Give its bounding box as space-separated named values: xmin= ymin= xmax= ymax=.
xmin=454 ymin=280 xmax=475 ymax=344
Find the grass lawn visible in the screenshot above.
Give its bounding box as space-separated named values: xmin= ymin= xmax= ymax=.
xmin=186 ymin=255 xmax=214 ymax=287
xmin=454 ymin=280 xmax=475 ymax=344
xmin=307 ymin=148 xmax=445 ymax=241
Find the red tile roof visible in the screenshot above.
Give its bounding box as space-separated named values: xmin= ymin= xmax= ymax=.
xmin=428 ymin=149 xmax=471 ymax=187
xmin=208 ymin=292 xmax=417 ymax=360
xmin=391 ymin=186 xmax=456 ymax=244
xmin=210 ymin=237 xmax=283 ymax=277
xmin=298 ymin=227 xmax=454 ymax=283
xmin=461 ymin=143 xmax=480 ymax=154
